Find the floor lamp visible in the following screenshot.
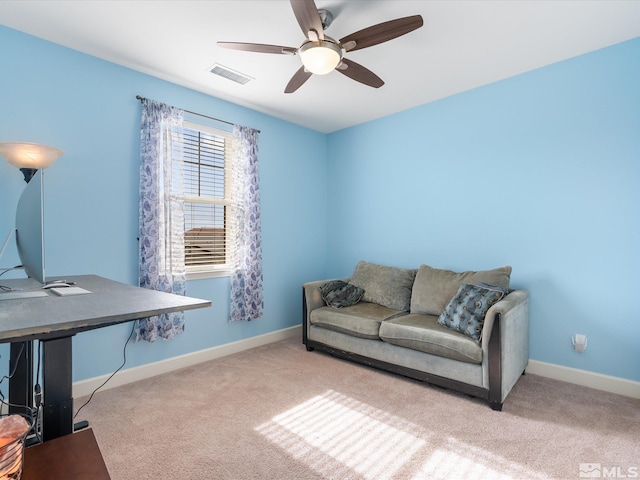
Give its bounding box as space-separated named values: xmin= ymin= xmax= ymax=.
xmin=0 ymin=141 xmax=64 ymax=444
xmin=0 ymin=142 xmax=64 ymax=264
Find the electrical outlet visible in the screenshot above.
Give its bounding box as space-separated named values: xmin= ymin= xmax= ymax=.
xmin=572 ymin=334 xmax=587 ymax=352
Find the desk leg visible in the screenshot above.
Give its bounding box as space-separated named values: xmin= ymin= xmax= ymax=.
xmin=9 ymin=341 xmax=33 ymax=412
xmin=42 ymin=336 xmax=73 ymax=441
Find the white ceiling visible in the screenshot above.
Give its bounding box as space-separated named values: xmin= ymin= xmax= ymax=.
xmin=1 ymin=1 xmax=639 ymax=133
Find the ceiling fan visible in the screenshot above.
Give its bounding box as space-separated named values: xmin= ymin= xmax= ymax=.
xmin=218 ymin=0 xmax=424 ymax=93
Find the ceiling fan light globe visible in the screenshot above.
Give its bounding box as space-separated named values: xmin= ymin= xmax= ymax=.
xmin=299 ymin=40 xmax=342 ymax=75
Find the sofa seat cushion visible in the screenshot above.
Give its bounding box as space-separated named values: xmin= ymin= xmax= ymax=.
xmin=310 ymin=302 xmax=408 ymax=340
xmin=379 ymin=313 xmax=483 ymax=364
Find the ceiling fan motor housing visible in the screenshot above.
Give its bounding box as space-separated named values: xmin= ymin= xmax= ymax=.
xmin=317 ymin=9 xmax=334 ymax=30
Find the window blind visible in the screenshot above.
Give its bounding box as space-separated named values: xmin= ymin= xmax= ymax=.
xmin=181 ymin=124 xmax=230 ymax=269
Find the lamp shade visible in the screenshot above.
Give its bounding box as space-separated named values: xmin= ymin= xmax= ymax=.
xmin=0 ymin=142 xmax=64 ymax=169
xmin=299 ymin=39 xmax=342 ymax=75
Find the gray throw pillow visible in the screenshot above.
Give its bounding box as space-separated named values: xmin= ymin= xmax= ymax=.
xmin=349 ymin=261 xmax=416 ymax=311
xmin=319 ymin=280 xmax=364 ymax=309
xmin=410 ymin=264 xmax=512 ymax=316
xmin=437 ymin=283 xmax=506 ymax=341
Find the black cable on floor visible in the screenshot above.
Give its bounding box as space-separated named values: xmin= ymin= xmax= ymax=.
xmin=74 ymin=322 xmax=136 ymax=419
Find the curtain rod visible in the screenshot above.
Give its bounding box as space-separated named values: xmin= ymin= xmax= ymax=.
xmin=135 ymin=95 xmax=260 ymax=133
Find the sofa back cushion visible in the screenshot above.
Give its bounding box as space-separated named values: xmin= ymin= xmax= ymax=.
xmin=410 ymin=264 xmax=512 ymax=316
xmin=349 ymin=261 xmax=417 ymax=312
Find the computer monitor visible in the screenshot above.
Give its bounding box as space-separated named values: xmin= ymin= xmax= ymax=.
xmin=15 ymin=169 xmax=46 ymax=284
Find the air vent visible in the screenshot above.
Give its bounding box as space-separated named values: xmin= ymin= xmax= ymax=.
xmin=209 ymin=64 xmax=253 ymax=85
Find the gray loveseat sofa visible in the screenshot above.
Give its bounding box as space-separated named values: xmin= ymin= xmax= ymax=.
xmin=303 ymin=261 xmax=529 ymax=410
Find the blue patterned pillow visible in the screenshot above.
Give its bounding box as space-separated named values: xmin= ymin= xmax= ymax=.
xmin=437 ymin=283 xmax=506 ymax=341
xmin=319 ymin=280 xmax=365 ymax=309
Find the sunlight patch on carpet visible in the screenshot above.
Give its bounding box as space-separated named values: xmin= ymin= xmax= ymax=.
xmin=413 ymin=436 xmax=550 ymax=480
xmin=256 ymin=390 xmax=553 ymax=479
xmin=255 ymin=389 xmax=426 ymax=479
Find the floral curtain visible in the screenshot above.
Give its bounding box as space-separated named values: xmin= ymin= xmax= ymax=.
xmin=229 ymin=125 xmax=263 ymax=322
xmin=136 ymin=99 xmax=186 ymax=341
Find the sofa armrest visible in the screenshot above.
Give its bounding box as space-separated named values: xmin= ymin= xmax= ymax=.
xmin=303 ymin=280 xmax=330 ymax=316
xmin=481 ymin=290 xmax=530 ymax=407
xmin=302 ymin=278 xmax=349 ymax=343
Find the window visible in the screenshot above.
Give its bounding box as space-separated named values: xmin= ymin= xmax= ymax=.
xmin=180 ymin=121 xmax=233 ymax=278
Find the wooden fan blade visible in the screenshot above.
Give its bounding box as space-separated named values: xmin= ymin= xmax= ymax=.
xmin=284 ymin=66 xmax=313 ymax=93
xmin=290 ymin=0 xmax=324 ymax=41
xmin=337 ymin=58 xmax=384 ymax=88
xmin=217 ymin=42 xmax=297 ymax=55
xmin=339 ymin=15 xmax=423 ymax=52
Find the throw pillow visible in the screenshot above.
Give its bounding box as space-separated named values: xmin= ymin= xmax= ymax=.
xmin=437 ymin=283 xmax=506 ymax=341
xmin=410 ymin=264 xmax=512 ymax=316
xmin=349 ymin=261 xmax=416 ymax=311
xmin=319 ymin=280 xmax=365 ymax=309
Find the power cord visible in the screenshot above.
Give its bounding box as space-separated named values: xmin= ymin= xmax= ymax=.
xmin=0 ymin=265 xmax=24 ymax=291
xmin=0 ymin=315 xmax=135 ymax=432
xmin=0 ymin=265 xmax=23 ymax=278
xmin=0 ymin=343 xmax=42 ymax=444
xmin=74 ymin=322 xmax=135 ymax=419
xmin=0 ymin=342 xmax=25 ymax=391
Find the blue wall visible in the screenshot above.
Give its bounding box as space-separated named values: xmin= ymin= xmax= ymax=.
xmin=326 ymin=38 xmax=640 ymax=382
xmin=1 ymin=25 xmax=638 ymax=386
xmin=0 ymin=26 xmax=328 ymax=383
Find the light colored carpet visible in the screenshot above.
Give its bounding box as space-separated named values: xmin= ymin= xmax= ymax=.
xmin=77 ymin=336 xmax=639 ymax=480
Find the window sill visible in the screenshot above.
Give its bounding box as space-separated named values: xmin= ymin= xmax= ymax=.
xmin=186 ymin=269 xmax=231 ymax=281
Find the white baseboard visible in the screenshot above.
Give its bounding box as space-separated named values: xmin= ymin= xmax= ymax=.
xmin=73 ymin=325 xmax=301 ymax=399
xmin=526 ymin=360 xmax=640 ymax=399
xmin=74 ymin=329 xmax=640 ymax=401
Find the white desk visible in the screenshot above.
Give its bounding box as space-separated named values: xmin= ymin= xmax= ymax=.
xmin=0 ymin=274 xmax=211 ymax=440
